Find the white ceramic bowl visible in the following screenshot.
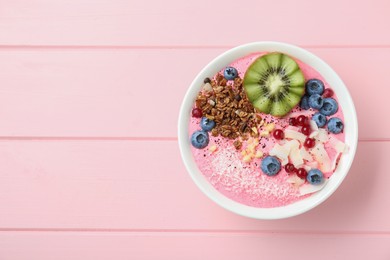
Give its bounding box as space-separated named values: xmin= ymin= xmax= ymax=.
xmin=178 ymin=42 xmax=358 ymax=219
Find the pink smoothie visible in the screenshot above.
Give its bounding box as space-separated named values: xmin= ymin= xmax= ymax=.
xmin=189 ymin=52 xmax=346 ymax=208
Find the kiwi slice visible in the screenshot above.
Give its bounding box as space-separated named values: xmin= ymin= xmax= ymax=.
xmin=243 ymin=52 xmax=305 ymax=117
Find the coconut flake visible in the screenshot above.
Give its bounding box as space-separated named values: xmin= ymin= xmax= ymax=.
xmin=309 ymin=120 xmax=319 ymax=138
xmin=299 ymin=179 xmax=328 ymax=195
xmin=328 ymin=136 xmax=348 ymax=153
xmin=309 ymin=131 xmax=319 ymax=138
xmin=284 ymin=139 xmax=300 ymax=153
xmin=315 ymin=128 xmax=329 ymax=143
xmin=306 ymin=161 xmax=319 ymax=169
xmin=290 ymin=147 xmax=304 ymax=168
xmin=310 ymin=120 xmax=319 ymax=132
xmin=269 ymin=143 xmax=289 ymax=165
xmin=310 ymin=143 xmax=332 ymax=172
xmin=331 ymin=152 xmax=342 ymax=171
xmin=285 ymin=125 xmax=300 ymax=132
xmin=300 ymin=147 xmax=313 ymax=161
xmin=285 ymin=129 xmax=306 ymax=143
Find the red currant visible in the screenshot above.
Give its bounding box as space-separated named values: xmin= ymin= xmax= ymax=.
xmin=273 ymin=129 xmax=284 ymax=140
xmin=323 ymin=88 xmax=334 ymax=98
xmin=304 ymin=138 xmax=316 ymax=148
xmin=301 ymin=125 xmax=311 ymax=136
xmin=285 ymin=163 xmax=296 ymax=173
xmin=192 ymin=108 xmax=203 ymax=118
xmin=289 ymin=117 xmax=297 ymax=126
xmin=297 ymin=115 xmax=309 ymax=126
xmin=296 ymin=168 xmax=308 ymax=179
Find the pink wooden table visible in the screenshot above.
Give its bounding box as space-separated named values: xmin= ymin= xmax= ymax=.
xmin=0 ymin=0 xmax=389 ymax=259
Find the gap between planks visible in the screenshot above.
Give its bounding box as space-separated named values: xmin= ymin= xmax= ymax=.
xmin=0 ymin=228 xmax=389 ymax=236
xmin=0 ymin=137 xmax=386 ymax=142
xmin=1 ymin=45 xmax=390 ymax=50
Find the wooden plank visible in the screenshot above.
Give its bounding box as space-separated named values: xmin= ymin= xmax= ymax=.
xmin=0 ymin=0 xmax=389 ymax=46
xmin=0 ymin=47 xmax=387 ymax=139
xmin=0 ymin=140 xmax=387 ymax=232
xmin=0 ymin=231 xmax=389 ymax=260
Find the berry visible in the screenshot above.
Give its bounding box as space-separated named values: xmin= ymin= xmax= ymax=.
xmin=307 ymin=169 xmax=324 ymax=185
xmin=200 ymin=117 xmax=216 ymax=132
xmin=301 ymin=125 xmax=311 ymax=136
xmin=192 ymin=108 xmax=203 ymax=118
xmin=297 ymin=115 xmax=309 ymax=126
xmin=323 ymin=88 xmax=334 ymax=98
xmin=285 ymin=163 xmax=296 ymax=173
xmin=304 ymin=138 xmax=316 ymax=148
xmin=305 ymin=79 xmax=325 ymax=95
xmin=320 ymin=98 xmax=338 ymax=116
xmin=260 ymin=156 xmax=281 ymax=176
xmin=273 ymin=129 xmax=284 ymax=140
xmin=308 ymin=94 xmax=324 ymax=110
xmin=300 ymin=95 xmax=310 ymax=110
xmin=312 ymin=112 xmax=327 ymax=128
xmin=191 ymin=130 xmax=209 ymax=149
xmin=223 ymin=66 xmax=238 ymax=80
xmin=289 ymin=117 xmax=297 ymax=126
xmin=327 ymin=117 xmax=344 ymax=134
xmin=296 ymin=168 xmax=308 ymax=179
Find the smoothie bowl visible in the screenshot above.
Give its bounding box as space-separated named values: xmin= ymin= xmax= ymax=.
xmin=178 ymin=42 xmax=358 ymax=219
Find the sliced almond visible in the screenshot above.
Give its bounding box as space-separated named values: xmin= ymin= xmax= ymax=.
xmin=260 ymin=131 xmax=270 ymax=137
xmin=242 ymin=155 xmax=252 ymax=163
xmin=251 ymin=127 xmax=258 ymax=134
xmin=265 ymin=123 xmax=275 ymax=132
xmin=254 ymin=150 xmax=264 ymax=158
xmin=209 ymin=145 xmax=217 ymax=152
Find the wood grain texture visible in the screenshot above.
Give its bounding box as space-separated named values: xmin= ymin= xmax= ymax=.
xmin=0 ymin=47 xmax=386 ymax=139
xmin=0 ymin=140 xmax=387 ymax=232
xmin=0 ymin=0 xmax=389 ymax=46
xmin=0 ymin=232 xmax=389 ymax=260
xmin=0 ymin=0 xmax=388 ymax=258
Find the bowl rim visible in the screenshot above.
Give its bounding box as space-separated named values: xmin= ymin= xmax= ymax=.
xmin=178 ymin=41 xmax=358 ymax=219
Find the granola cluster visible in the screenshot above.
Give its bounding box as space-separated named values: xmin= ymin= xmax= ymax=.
xmin=195 ymin=73 xmax=262 ymax=145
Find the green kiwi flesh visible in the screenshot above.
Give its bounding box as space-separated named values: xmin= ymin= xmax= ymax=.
xmin=243 ymin=52 xmax=305 ymax=117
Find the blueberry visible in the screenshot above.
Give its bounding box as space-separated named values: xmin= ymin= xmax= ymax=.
xmin=200 ymin=117 xmax=216 ymax=132
xmin=327 ymin=117 xmax=344 ymax=134
xmin=312 ymin=112 xmax=327 ymax=128
xmin=300 ymin=95 xmax=310 ymax=110
xmin=224 ymin=66 xmax=238 ymax=80
xmin=260 ymin=156 xmax=281 ymax=176
xmin=307 ymin=169 xmax=324 ymax=185
xmin=306 ymin=79 xmax=324 ymax=95
xmin=308 ymin=94 xmax=324 ymax=110
xmin=191 ymin=130 xmax=209 ymax=149
xmin=320 ymin=98 xmax=338 ymax=116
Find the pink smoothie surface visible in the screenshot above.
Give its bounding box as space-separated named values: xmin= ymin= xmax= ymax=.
xmin=189 ymin=52 xmax=345 ymax=208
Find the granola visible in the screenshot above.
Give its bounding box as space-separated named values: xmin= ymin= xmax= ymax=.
xmin=195 ymin=73 xmax=262 ymax=141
